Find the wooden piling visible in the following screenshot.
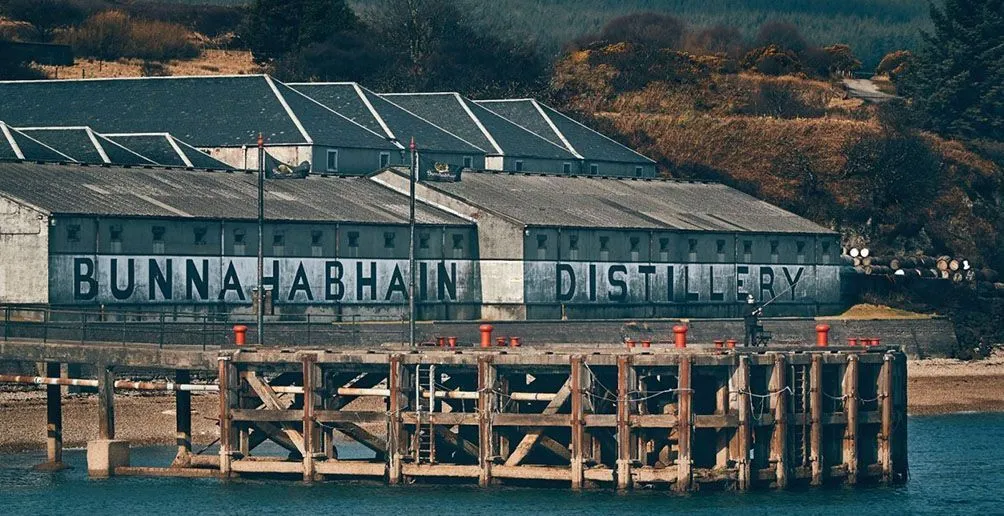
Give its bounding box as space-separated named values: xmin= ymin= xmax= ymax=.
xmin=302 ymin=354 xmax=318 ymax=482
xmin=387 ymin=354 xmax=404 ymax=485
xmin=218 ymin=357 xmax=234 ymax=477
xmin=570 ymin=355 xmax=585 ymax=490
xmin=769 ymin=353 xmax=788 ymax=489
xmin=97 ymin=364 xmax=115 ymax=440
xmin=809 ymin=354 xmax=823 ymax=486
xmin=477 ymin=355 xmax=494 ymax=487
xmin=172 ymin=369 xmax=192 ymax=468
xmin=735 ymin=355 xmax=751 ymax=490
xmin=45 ymin=362 xmax=62 ymax=465
xmin=879 ymin=353 xmax=893 ymax=484
xmin=843 ymin=354 xmax=859 ymax=485
xmin=676 ymin=355 xmax=692 ymax=492
xmin=616 ymin=355 xmax=632 ymax=490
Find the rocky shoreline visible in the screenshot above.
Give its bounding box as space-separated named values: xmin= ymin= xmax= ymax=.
xmin=2 ymin=357 xmax=1001 ymax=453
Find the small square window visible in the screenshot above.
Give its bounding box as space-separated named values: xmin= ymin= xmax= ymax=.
xmin=770 ymin=241 xmax=779 ymax=255
xmin=537 ymin=235 xmax=548 ymax=250
xmin=273 ymin=233 xmax=285 ymax=247
xmin=659 ymin=238 xmax=669 ymax=252
xmin=152 ymin=226 xmax=166 ymax=254
xmin=419 ymin=232 xmax=430 ymax=249
xmin=716 ymin=239 xmax=726 ymax=254
xmin=635 ymin=166 xmax=643 ymax=177
xmin=515 ymin=160 xmax=524 ymax=172
xmin=688 ymin=239 xmax=697 ymax=253
xmin=563 ymin=163 xmax=572 ymax=174
xmin=326 ymin=150 xmax=338 ymax=172
xmin=110 ymin=225 xmax=123 ymax=242
xmin=629 ymin=236 xmax=640 ymax=251
xmin=384 ymin=232 xmax=396 ymax=249
xmin=311 ymin=230 xmax=323 ymax=246
xmin=796 ymin=241 xmax=806 ymax=255
xmin=67 ymin=224 xmax=81 ymax=242
xmin=194 ymin=227 xmax=207 ymax=245
xmin=463 ymin=156 xmax=473 ymax=169
xmin=590 ymin=164 xmax=599 ymax=175
xmin=743 ymin=240 xmax=752 ymax=255
xmin=452 ymin=234 xmax=464 ymax=250
xmin=599 ymin=236 xmax=609 ymax=251
xmin=379 ymin=152 xmax=390 ymax=168
xmin=348 ymin=231 xmax=359 ymax=248
xmin=569 ymin=235 xmax=579 ymax=251
xmin=234 ymin=229 xmax=246 ymax=244
xmin=152 ymin=226 xmax=166 ymax=241
xmin=822 ymin=241 xmax=831 ymax=256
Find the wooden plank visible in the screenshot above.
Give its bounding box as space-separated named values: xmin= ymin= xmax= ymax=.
xmin=97 ymin=365 xmax=114 ymax=440
xmin=314 ymin=460 xmax=386 ymax=477
xmin=172 ymin=369 xmax=191 ymax=468
xmin=332 ymin=423 xmax=387 ymax=458
xmin=676 ymin=355 xmax=692 ymax=492
xmin=316 ymin=411 xmax=388 ymax=424
xmin=435 ymin=425 xmax=479 ymax=459
xmin=477 ymin=356 xmax=494 ymax=487
xmin=232 ymin=409 xmax=303 ymax=422
xmin=810 ymin=354 xmax=823 ymax=486
xmin=218 ymin=357 xmax=234 ymax=476
xmin=584 ymin=468 xmax=615 ymax=482
xmin=492 ymin=465 xmax=572 ymax=481
xmin=402 ymin=464 xmax=481 ymax=478
xmin=736 ymin=355 xmax=751 ymax=490
xmin=231 ymin=460 xmax=303 ymax=474
xmin=694 ymin=414 xmax=739 ymax=428
xmin=880 ymin=353 xmax=893 ymax=484
xmin=302 ymin=354 xmax=317 ymax=482
xmin=503 ymin=379 xmax=572 ymax=467
xmin=402 ymin=412 xmax=480 ymax=426
xmin=585 ymin=414 xmax=617 ymax=428
xmin=631 ymin=414 xmax=679 ymax=428
xmin=244 ymin=371 xmax=306 ymax=455
xmin=843 ymin=354 xmax=859 ymax=485
xmin=571 ymin=356 xmax=584 ymax=489
xmin=769 ymin=354 xmax=788 ymax=489
xmin=45 ymin=362 xmax=62 ymax=465
xmin=249 ymin=422 xmax=301 ymax=455
xmin=387 ymin=355 xmax=404 ymax=485
xmin=493 ymin=414 xmax=571 ymax=427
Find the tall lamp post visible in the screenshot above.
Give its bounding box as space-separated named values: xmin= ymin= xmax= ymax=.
xmin=256 ymin=133 xmax=265 ymax=346
xmin=408 ymin=137 xmax=417 ymax=347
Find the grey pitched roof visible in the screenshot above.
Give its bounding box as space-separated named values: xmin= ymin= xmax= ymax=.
xmin=0 ymin=75 xmax=399 ymax=150
xmin=410 ymin=170 xmax=833 ymax=234
xmin=14 ymin=127 xmax=157 ymax=166
xmin=103 ymin=133 xmax=234 ymax=170
xmin=290 ymin=82 xmax=484 ymax=154
xmin=477 ymin=99 xmax=655 ymax=164
xmin=381 ymin=93 xmax=576 ymax=160
xmin=0 ymin=160 xmax=468 ymax=225
xmin=1 ymin=122 xmax=72 ymax=161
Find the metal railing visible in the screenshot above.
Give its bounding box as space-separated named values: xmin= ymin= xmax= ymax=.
xmin=0 ymin=305 xmax=410 ymax=350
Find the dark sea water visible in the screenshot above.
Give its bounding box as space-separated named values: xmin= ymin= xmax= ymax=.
xmin=3 ymin=414 xmax=1002 ymax=515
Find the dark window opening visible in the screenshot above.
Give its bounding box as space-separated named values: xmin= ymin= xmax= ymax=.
xmin=563 ymin=163 xmax=572 ymax=174
xmin=770 ymin=241 xmax=779 ymax=255
xmin=272 ymin=233 xmax=284 ymax=247
xmin=452 ymin=234 xmax=464 ymax=250
xmin=716 ymin=240 xmax=725 ymax=254
xmin=234 ymin=229 xmax=246 ymax=244
xmin=537 ymin=235 xmax=548 ymax=249
xmin=384 ymin=232 xmax=396 ymax=249
xmin=463 ymin=156 xmax=473 ymax=169
xmin=193 ymin=227 xmax=207 ymax=245
xmin=635 ymin=166 xmax=643 ymax=177
xmin=419 ymin=233 xmax=430 ymax=249
xmin=152 ymin=226 xmax=165 ymax=241
xmin=348 ymin=231 xmax=359 ymax=248
xmin=659 ymin=238 xmax=670 ymax=252
xmin=110 ymin=225 xmax=123 ymax=242
xmin=569 ymin=235 xmax=579 ymax=251
xmin=743 ymin=240 xmax=752 ymax=255
xmin=515 ymin=160 xmax=524 ymax=172
xmin=796 ymin=241 xmax=806 ymax=254
xmin=599 ymin=236 xmax=609 ymax=251
xmin=822 ymin=241 xmax=831 ymax=256
xmin=380 ymin=152 xmax=390 ymax=168
xmin=67 ymin=225 xmax=81 ymax=242
xmin=688 ymin=239 xmax=697 ymax=253
xmin=311 ymin=230 xmax=323 ymax=246
xmin=629 ymin=236 xmax=640 ymax=251
xmin=590 ymin=164 xmax=599 ymax=175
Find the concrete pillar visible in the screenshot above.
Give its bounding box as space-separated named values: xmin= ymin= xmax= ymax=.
xmin=616 ymin=355 xmax=633 ymax=490
xmin=769 ymin=353 xmax=788 ymax=489
xmin=46 ymin=362 xmax=62 ymax=465
xmin=477 ymin=356 xmax=495 ymax=487
xmin=387 ymin=354 xmax=404 ymax=485
xmin=302 ymin=354 xmax=318 ymax=483
xmin=676 ymin=356 xmax=692 ymax=492
xmin=86 ymin=439 xmax=130 ymax=477
xmin=172 ymin=369 xmax=192 ymax=468
xmin=97 ymin=365 xmax=115 ymax=440
xmin=809 ymin=354 xmax=824 ymax=486
xmin=570 ymin=355 xmax=584 ymax=490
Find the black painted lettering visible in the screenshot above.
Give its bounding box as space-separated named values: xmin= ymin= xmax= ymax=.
xmin=73 ymin=257 xmax=97 ymax=301
xmin=186 ymin=259 xmax=209 ymax=300
xmin=148 ymin=259 xmax=172 ymax=300
xmin=110 ymin=258 xmax=135 ymax=300
xmin=736 ymin=265 xmax=749 ymax=300
xmin=782 ymin=266 xmax=804 ymax=301
xmin=219 ymin=262 xmax=246 ymax=301
xmin=588 ymin=264 xmax=597 ymax=302
xmin=357 ymin=261 xmax=377 ymax=301
xmin=324 ymin=261 xmax=344 ymax=301
xmin=667 ymin=265 xmax=674 ymax=301
xmin=639 ymin=265 xmax=656 ymax=301
xmin=385 ymin=264 xmax=408 ymax=301
xmin=608 ymin=264 xmax=628 ymax=302
xmin=288 ymin=262 xmax=314 ymax=301
xmin=556 ymin=263 xmax=575 ymax=302
xmin=684 ymin=265 xmax=699 ymax=301
xmin=263 ymin=260 xmax=280 ymax=294
xmin=437 ymin=262 xmax=457 ymax=301
xmin=709 ymin=265 xmax=724 ymax=301
xmin=419 ymin=262 xmax=428 ymax=301
xmin=760 ymin=267 xmax=776 ymax=301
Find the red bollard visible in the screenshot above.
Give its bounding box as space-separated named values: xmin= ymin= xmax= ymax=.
xmin=860 ymin=338 xmax=872 ymax=347
xmin=510 ymin=336 xmax=521 ymax=348
xmin=448 ymin=336 xmax=458 ymax=348
xmin=815 ymin=324 xmax=830 ymax=347
xmin=641 ymin=340 xmax=652 ymax=348
xmin=496 ymin=337 xmax=507 ymax=347
xmin=626 ymin=338 xmax=636 ymax=349
xmin=436 ymin=336 xmax=446 ymax=347
xmin=479 ymin=324 xmax=493 ymax=349
xmin=673 ymin=325 xmax=688 ymax=349
xmin=848 ymin=337 xmax=858 ymax=347
xmin=871 ymin=338 xmax=881 ymax=347
xmin=726 ymin=339 xmax=737 ymax=349
xmin=714 ymin=339 xmax=725 ymax=349
xmin=233 ymin=325 xmax=248 ymax=347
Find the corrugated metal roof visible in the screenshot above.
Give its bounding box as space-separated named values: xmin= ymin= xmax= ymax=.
xmin=14 ymin=127 xmax=158 ymax=166
xmin=0 ymin=76 xmax=399 ymax=150
xmin=478 ymin=99 xmax=655 ymax=164
xmin=381 ymin=93 xmax=577 ymax=160
xmin=417 ymin=170 xmax=834 ymax=234
xmin=103 ymin=134 xmax=233 ymax=170
xmin=0 ymin=160 xmax=468 ymax=225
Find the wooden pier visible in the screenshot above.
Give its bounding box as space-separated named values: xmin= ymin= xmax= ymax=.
xmin=0 ymin=339 xmax=908 ymax=490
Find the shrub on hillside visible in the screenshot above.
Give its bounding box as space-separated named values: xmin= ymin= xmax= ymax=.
xmin=572 ymin=12 xmax=687 ymax=50
xmin=686 ymin=24 xmax=745 ymax=58
xmin=875 ymin=50 xmax=912 ymax=79
xmin=741 ymin=45 xmax=801 ymax=76
xmin=0 ymin=0 xmax=87 ymax=39
xmin=60 ymin=10 xmax=199 ymax=61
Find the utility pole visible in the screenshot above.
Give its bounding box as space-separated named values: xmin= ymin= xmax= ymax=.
xmin=408 ymin=137 xmax=417 ymax=347
xmin=257 ymin=133 xmax=265 ymax=346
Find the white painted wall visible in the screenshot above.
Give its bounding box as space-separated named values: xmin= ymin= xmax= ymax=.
xmin=0 ymin=197 xmax=49 ymax=303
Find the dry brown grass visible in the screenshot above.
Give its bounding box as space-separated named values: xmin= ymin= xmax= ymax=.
xmin=39 ymin=49 xmax=259 ymax=79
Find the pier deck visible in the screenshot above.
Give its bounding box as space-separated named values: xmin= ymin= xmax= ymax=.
xmin=0 ymin=339 xmax=907 ymax=490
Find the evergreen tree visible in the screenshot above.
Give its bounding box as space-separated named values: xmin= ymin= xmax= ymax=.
xmin=901 ymin=0 xmax=1004 ymax=140
xmin=242 ymin=0 xmax=358 ymax=64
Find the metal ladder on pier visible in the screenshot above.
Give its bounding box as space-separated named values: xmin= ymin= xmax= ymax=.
xmin=789 ymin=365 xmax=809 ymax=466
xmin=415 ymin=364 xmax=436 ymax=463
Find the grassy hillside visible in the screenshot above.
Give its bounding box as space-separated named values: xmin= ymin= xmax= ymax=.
xmin=153 ymin=0 xmax=928 ymax=69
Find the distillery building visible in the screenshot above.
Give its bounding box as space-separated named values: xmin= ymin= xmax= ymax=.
xmin=0 ymin=160 xmax=480 ymax=321
xmin=372 ymin=168 xmax=847 ymax=320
